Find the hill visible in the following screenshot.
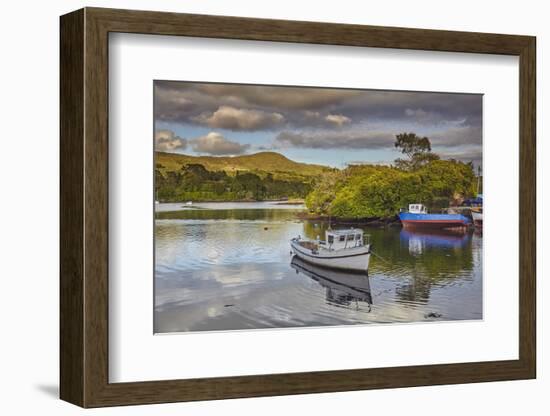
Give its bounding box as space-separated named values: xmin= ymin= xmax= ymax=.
xmin=154 ymin=151 xmax=333 ymax=202
xmin=155 ymin=151 xmax=329 ymax=179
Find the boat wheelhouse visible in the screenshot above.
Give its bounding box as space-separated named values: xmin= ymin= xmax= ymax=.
xmin=399 ymin=203 xmax=470 ymax=230
xmin=290 ymin=228 xmax=370 ymax=272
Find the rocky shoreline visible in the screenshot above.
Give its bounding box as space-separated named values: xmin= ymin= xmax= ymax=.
xmin=295 ymin=212 xmax=401 ymax=227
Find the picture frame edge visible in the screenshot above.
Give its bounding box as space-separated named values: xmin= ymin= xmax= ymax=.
xmin=59 ymin=7 xmax=537 ymax=408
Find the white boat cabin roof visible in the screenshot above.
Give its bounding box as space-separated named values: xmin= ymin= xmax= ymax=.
xmin=408 ymin=204 xmax=427 ymax=214
xmin=326 ymin=228 xmax=363 ymax=236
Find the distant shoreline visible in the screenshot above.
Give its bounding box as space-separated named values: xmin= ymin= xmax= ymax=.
xmin=157 ymin=199 xmax=305 ymax=204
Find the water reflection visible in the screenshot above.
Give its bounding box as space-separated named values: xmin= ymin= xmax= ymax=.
xmin=290 ymin=256 xmax=372 ymax=310
xmin=400 ymin=228 xmax=470 ymax=255
xmin=154 ymin=202 xmax=482 ymax=332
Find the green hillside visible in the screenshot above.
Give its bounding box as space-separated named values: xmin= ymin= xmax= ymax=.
xmin=154 ymin=151 xmax=332 ymax=202
xmin=155 ymin=151 xmax=329 ymax=179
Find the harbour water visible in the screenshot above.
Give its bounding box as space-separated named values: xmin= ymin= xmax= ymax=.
xmin=155 ymin=201 xmax=482 ymax=333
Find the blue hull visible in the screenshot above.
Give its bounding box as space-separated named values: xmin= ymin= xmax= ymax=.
xmin=399 ymin=212 xmax=470 ymax=229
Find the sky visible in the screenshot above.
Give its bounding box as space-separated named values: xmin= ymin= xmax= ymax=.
xmin=154 ymin=81 xmax=482 ymax=169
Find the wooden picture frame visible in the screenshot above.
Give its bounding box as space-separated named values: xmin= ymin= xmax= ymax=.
xmin=60 ymin=7 xmax=536 ymax=408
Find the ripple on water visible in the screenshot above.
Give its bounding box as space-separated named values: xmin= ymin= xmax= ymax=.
xmin=154 ymin=206 xmax=482 ymax=332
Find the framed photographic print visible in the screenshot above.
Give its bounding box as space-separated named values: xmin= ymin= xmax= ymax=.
xmin=60 ymin=7 xmax=536 ymax=408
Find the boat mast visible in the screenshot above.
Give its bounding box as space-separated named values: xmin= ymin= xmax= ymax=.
xmin=476 ymin=165 xmax=481 ymax=195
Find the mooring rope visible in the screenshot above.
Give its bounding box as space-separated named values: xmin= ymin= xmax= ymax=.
xmin=370 ymin=249 xmax=392 ymax=265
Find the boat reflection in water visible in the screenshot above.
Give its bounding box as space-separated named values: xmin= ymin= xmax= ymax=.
xmin=400 ymin=228 xmax=471 ymax=256
xmin=290 ymin=256 xmax=372 ymax=310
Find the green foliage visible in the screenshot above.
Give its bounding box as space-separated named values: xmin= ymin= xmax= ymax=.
xmin=155 ymin=143 xmax=477 ymax=213
xmin=394 ymin=132 xmax=440 ymax=171
xmin=155 ymin=151 xmax=331 ymax=202
xmin=395 ymin=132 xmax=432 ymax=157
xmin=156 ymin=162 xmax=314 ymax=202
xmin=305 ymin=159 xmax=477 ymax=219
xmin=304 ymin=170 xmax=342 ymax=214
xmin=418 ymin=159 xmax=477 ymax=205
xmin=305 ymin=132 xmax=478 ymax=218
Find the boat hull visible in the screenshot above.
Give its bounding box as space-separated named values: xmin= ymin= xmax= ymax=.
xmin=290 ymin=239 xmax=370 ymax=271
xmin=471 ymin=211 xmax=482 ymax=227
xmin=399 ymin=212 xmax=470 ymax=230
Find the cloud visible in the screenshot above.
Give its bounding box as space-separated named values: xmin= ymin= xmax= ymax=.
xmin=325 ymin=114 xmax=351 ymax=126
xmin=346 ymin=160 xmax=393 ymax=166
xmin=275 ymin=130 xmax=394 ymax=149
xmin=190 ymin=132 xmax=250 ymax=155
xmin=405 ymin=108 xmax=427 ymax=118
xmin=430 ymin=124 xmax=482 ymax=148
xmin=154 ymin=81 xmax=483 ymax=144
xmin=197 ymin=83 xmax=363 ymax=110
xmin=192 ymin=105 xmax=285 ymax=131
xmin=437 ymin=147 xmax=482 ymax=167
xmin=439 ymin=149 xmax=482 ymax=161
xmin=404 ymin=108 xmax=436 ymax=122
xmin=155 ymin=130 xmax=187 ymax=152
xmin=154 ymin=81 xmax=364 ymax=129
xmin=294 ymin=111 xmax=353 ymax=128
xmin=335 ymin=91 xmax=482 ymax=128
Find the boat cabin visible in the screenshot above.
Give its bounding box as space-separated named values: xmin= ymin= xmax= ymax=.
xmin=325 ymin=229 xmax=366 ymax=250
xmin=408 ymin=204 xmax=427 ymax=214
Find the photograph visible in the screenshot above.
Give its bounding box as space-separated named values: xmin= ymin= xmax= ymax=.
xmin=153 ymin=81 xmax=483 ymax=334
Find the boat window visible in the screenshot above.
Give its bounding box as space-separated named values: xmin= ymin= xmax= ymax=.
xmin=349 ymin=234 xmax=355 ymax=240
xmin=339 ymin=235 xmax=345 ymax=242
xmin=356 ymin=234 xmax=362 ymax=240
xmin=328 ymin=235 xmax=334 ymax=244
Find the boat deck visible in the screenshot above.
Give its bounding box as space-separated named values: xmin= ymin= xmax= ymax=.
xmin=296 ymin=240 xmax=319 ymax=251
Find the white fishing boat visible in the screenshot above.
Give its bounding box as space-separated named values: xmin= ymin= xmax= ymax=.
xmin=290 ymin=229 xmax=370 ymax=272
xmin=185 ymin=201 xmax=193 ymax=206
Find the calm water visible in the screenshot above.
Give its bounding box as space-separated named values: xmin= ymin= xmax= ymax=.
xmin=154 ymin=202 xmax=482 ymax=333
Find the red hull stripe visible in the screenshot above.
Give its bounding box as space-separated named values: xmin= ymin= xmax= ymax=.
xmin=401 ymin=220 xmax=468 ymax=225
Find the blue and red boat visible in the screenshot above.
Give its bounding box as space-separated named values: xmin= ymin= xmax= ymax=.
xmin=398 ymin=204 xmax=470 ymax=230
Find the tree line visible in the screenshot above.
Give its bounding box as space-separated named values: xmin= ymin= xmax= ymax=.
xmin=155 ymin=133 xmax=478 ymax=218
xmin=305 ymin=133 xmax=477 ymax=219
xmin=155 ymin=163 xmax=313 ymax=202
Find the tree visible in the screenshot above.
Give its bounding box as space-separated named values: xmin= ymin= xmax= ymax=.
xmin=304 ymin=159 xmax=477 ymax=219
xmin=395 ymin=132 xmax=431 ymax=157
xmin=394 ymin=132 xmax=440 ymax=171
xmin=304 ymin=170 xmax=342 ymax=215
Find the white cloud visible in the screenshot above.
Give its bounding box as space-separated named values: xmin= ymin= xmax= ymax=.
xmin=325 ymin=114 xmax=351 ymax=126
xmin=192 ymin=105 xmax=285 ymax=131
xmin=154 ymin=130 xmax=187 ymax=152
xmin=190 ymin=132 xmax=250 ymax=155
xmin=275 ymin=130 xmax=394 ymax=149
xmin=405 ymin=108 xmax=428 ymax=118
